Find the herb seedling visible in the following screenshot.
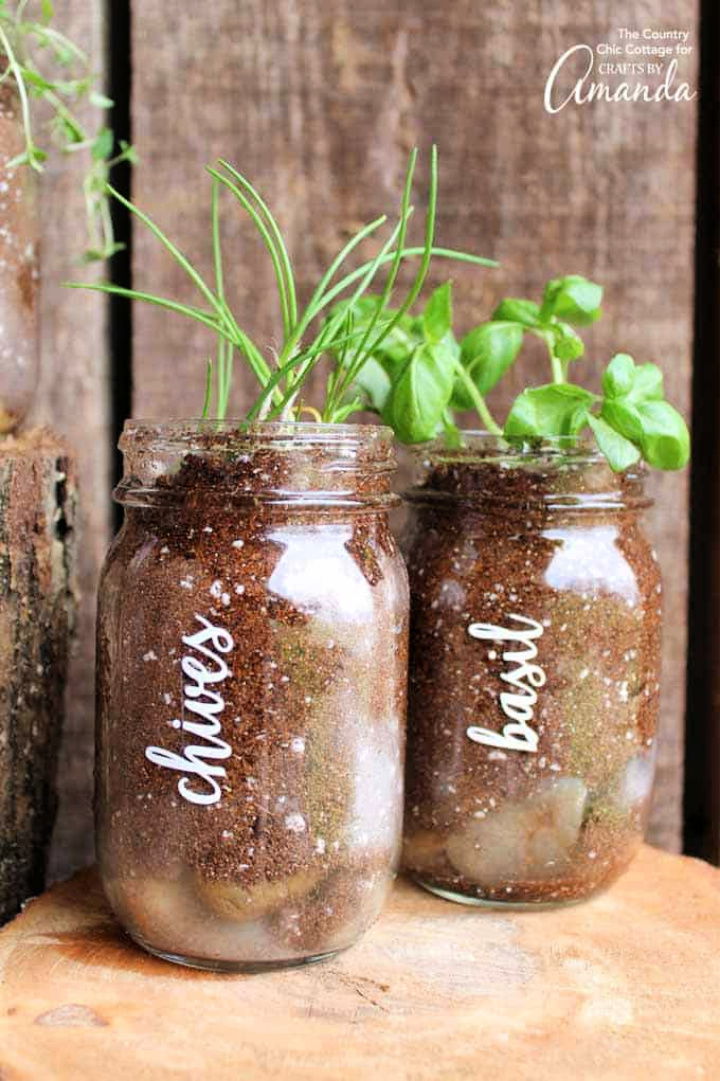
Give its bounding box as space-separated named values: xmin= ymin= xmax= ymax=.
xmin=0 ymin=0 xmax=136 ymax=259
xmin=331 ymin=274 xmax=689 ymax=471
xmin=68 ymin=147 xmax=496 ymax=419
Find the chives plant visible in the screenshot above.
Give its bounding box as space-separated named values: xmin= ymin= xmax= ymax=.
xmin=69 ymin=147 xmax=496 ymax=418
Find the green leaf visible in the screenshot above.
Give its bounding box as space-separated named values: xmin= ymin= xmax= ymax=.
xmin=41 ymin=0 xmax=55 ymax=21
xmin=118 ymin=140 xmax=140 ymax=165
xmin=390 ymin=342 xmax=455 ymax=443
xmin=452 ymin=320 xmax=523 ymax=409
xmin=587 ymin=415 xmax=641 ymax=472
xmin=602 ymin=353 xmax=663 ymax=404
xmin=491 ymin=298 xmax=541 ymax=327
xmin=92 ymin=128 xmax=114 ymax=161
xmin=90 ymin=90 xmax=115 ymax=109
xmin=7 ymin=146 xmax=48 ymax=171
xmin=541 ymin=275 xmax=603 ymax=326
xmin=504 ymin=383 xmax=594 ymax=438
xmin=332 ymin=397 xmax=365 ymax=422
xmin=601 ymin=399 xmax=644 ymax=443
xmin=329 ymin=297 xmax=420 ymax=368
xmin=52 ymin=114 xmax=84 ymax=144
xmin=551 ymin=321 xmax=585 ymax=361
xmin=422 ymin=282 xmax=452 ymax=344
xmin=628 ymin=362 xmax=664 ymax=402
xmin=596 ymin=352 xmax=689 ymax=471
xmin=353 ymin=356 xmax=393 ymax=415
xmin=635 ymin=400 xmax=690 ymax=470
xmin=22 ymin=69 xmax=55 ymax=93
xmin=602 ymin=353 xmax=636 ymax=398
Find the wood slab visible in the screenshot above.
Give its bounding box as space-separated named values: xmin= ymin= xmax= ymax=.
xmin=0 ymin=845 xmax=718 ymax=1080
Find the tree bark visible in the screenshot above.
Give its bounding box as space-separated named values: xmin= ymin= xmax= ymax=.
xmin=0 ymin=428 xmax=76 ymax=924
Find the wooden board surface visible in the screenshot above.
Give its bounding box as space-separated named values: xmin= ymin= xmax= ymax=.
xmin=0 ymin=846 xmax=718 ymax=1080
xmin=131 ymin=1 xmax=699 ymax=850
xmin=29 ymin=0 xmax=112 ymax=879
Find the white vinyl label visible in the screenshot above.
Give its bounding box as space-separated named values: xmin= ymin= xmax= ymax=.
xmin=145 ymin=614 xmax=235 ymax=805
xmin=466 ymin=614 xmax=545 ymax=754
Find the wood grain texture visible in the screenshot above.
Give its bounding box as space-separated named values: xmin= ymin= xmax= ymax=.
xmin=131 ymin=1 xmax=698 ymax=848
xmin=28 ymin=0 xmax=111 ymax=879
xmin=0 ymin=430 xmax=76 ymax=924
xmin=0 ymin=847 xmax=718 ymax=1080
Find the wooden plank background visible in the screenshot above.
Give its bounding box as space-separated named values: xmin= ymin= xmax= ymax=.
xmin=29 ymin=0 xmax=111 ymax=878
xmin=41 ymin=0 xmax=700 ymax=877
xmin=129 ymin=0 xmax=698 ymax=853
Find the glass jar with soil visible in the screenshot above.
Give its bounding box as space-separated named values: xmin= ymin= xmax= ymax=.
xmin=402 ymin=434 xmax=661 ymax=907
xmin=0 ymin=83 xmax=39 ymax=433
xmin=96 ymin=420 xmax=408 ymax=971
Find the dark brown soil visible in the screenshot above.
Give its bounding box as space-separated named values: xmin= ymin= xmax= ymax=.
xmin=402 ymin=446 xmax=661 ymax=905
xmin=96 ymin=427 xmax=408 ymax=965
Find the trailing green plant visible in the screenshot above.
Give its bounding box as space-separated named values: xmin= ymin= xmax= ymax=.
xmin=0 ymin=0 xmax=136 ymax=259
xmin=329 ymin=274 xmax=690 ymax=471
xmin=68 ymin=147 xmax=496 ymax=418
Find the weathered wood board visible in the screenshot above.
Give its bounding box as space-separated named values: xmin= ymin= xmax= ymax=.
xmin=131 ymin=2 xmax=699 ymax=849
xmin=30 ymin=0 xmax=112 ymax=880
xmin=0 ymin=847 xmax=718 ymax=1080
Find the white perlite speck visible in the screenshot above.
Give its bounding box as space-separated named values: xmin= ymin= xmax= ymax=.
xmin=284 ymin=813 xmax=306 ymax=833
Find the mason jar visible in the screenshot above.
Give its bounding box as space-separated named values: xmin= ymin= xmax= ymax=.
xmin=402 ymin=434 xmax=661 ymax=906
xmin=96 ymin=420 xmax=408 ymax=970
xmin=0 ymin=84 xmax=39 ymax=433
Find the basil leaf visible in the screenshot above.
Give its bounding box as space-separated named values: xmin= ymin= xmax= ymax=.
xmin=551 ymin=321 xmax=585 ymax=362
xmin=635 ymin=400 xmax=690 ymax=470
xmin=602 ymin=353 xmax=636 ymax=398
xmin=601 ymin=399 xmax=644 ymax=443
xmin=422 ymin=282 xmax=453 ymax=344
xmin=491 ymin=298 xmax=541 ymax=327
xmin=390 ymin=342 xmax=455 ymax=444
xmin=504 ymin=383 xmax=594 ymax=438
xmin=541 ymin=275 xmax=603 ymax=326
xmin=603 ymin=353 xmax=664 ymax=404
xmin=587 ymin=415 xmax=641 ymax=472
xmin=330 ymin=297 xmax=420 ymax=366
xmin=596 ymin=352 xmax=689 ymax=471
xmin=352 ymin=356 xmax=392 ymax=415
xmin=451 ymin=321 xmax=523 ymax=409
xmin=628 ymin=362 xmax=664 ymax=402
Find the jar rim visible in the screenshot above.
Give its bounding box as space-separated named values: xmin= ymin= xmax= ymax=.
xmin=411 ymin=431 xmax=613 ymax=467
xmin=121 ymin=418 xmax=394 ymax=447
xmin=116 ymin=419 xmax=399 ymax=509
xmin=405 ymin=431 xmax=651 ymax=512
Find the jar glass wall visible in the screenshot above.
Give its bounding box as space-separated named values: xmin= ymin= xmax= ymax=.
xmin=96 ymin=421 xmax=408 ymax=970
xmin=0 ymin=85 xmax=39 ymax=433
xmin=402 ymin=435 xmax=661 ymax=907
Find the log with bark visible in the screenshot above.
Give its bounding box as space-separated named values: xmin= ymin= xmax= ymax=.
xmin=0 ymin=428 xmax=76 ymax=924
